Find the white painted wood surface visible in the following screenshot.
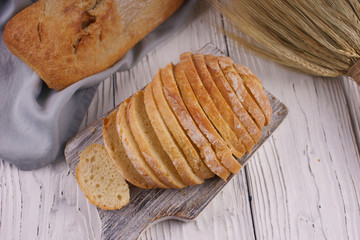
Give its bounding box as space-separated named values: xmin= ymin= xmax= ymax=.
xmin=1 ymin=2 xmax=359 ymax=239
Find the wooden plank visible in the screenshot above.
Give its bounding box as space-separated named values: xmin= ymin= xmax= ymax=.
xmin=0 ymin=159 xmax=101 ymax=239
xmin=0 ymin=78 xmax=115 ymax=240
xmin=342 ymin=77 xmax=360 ymax=150
xmin=222 ymin=19 xmax=360 ymax=239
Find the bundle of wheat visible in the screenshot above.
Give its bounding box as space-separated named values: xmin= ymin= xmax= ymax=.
xmin=208 ymin=0 xmax=360 ymax=84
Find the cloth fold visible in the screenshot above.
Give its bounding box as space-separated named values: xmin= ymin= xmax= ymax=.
xmin=0 ymin=0 xmax=196 ymax=170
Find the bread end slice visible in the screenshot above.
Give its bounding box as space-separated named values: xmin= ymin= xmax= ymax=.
xmin=76 ymin=143 xmax=130 ymax=210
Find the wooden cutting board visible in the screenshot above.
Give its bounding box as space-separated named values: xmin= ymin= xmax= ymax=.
xmin=64 ymin=43 xmax=288 ymax=240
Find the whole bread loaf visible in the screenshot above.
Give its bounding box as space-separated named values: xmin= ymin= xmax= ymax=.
xmin=3 ymin=0 xmax=184 ymax=90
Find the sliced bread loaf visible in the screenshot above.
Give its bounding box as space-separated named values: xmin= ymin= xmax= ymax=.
xmin=116 ymin=99 xmax=168 ymax=188
xmin=218 ymin=56 xmax=266 ymax=129
xmin=144 ymin=83 xmax=204 ymax=186
xmin=173 ymin=62 xmax=241 ymax=174
xmin=161 ymin=63 xmax=231 ymax=180
xmin=127 ymin=91 xmax=186 ymax=188
xmin=76 ymin=143 xmax=129 ymax=210
xmin=234 ymin=64 xmax=272 ymax=126
xmin=205 ymin=55 xmax=262 ymax=143
xmin=180 ymin=52 xmax=245 ymax=157
xmin=152 ymin=71 xmax=214 ymax=180
xmin=103 ymin=111 xmax=152 ymax=189
xmin=191 ymin=53 xmax=255 ymax=153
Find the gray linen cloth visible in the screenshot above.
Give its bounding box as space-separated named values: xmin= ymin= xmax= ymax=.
xmin=0 ymin=0 xmax=196 ymax=170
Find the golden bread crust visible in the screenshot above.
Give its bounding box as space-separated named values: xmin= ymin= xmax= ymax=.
xmin=234 ymin=64 xmax=272 ymax=126
xmin=218 ymin=56 xmax=266 ymax=129
xmin=205 ymin=55 xmax=262 ymax=144
xmin=161 ymin=63 xmax=230 ymax=180
xmin=3 ymin=0 xmax=184 ymax=90
xmin=116 ymin=99 xmax=168 ymax=188
xmin=144 ymin=83 xmax=203 ymax=186
xmin=173 ymin=62 xmax=241 ymax=174
xmin=181 ymin=52 xmax=246 ymax=157
xmin=192 ymin=53 xmax=255 ymax=153
xmin=127 ymin=91 xmax=186 ymax=188
xmin=152 ymin=71 xmax=214 ymax=180
xmin=103 ymin=111 xmax=152 ymax=189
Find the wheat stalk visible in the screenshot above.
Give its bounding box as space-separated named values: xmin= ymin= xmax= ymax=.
xmin=208 ymin=0 xmax=360 ymax=84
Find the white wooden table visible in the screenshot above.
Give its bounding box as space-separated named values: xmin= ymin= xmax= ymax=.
xmin=1 ymin=2 xmax=360 ymax=239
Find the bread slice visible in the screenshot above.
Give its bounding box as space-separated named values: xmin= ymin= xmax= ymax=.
xmin=116 ymin=99 xmax=168 ymax=188
xmin=180 ymin=53 xmax=245 ymax=159
xmin=205 ymin=55 xmax=262 ymax=143
xmin=173 ymin=62 xmax=241 ymax=174
xmin=76 ymin=143 xmax=129 ymax=210
xmin=152 ymin=71 xmax=214 ymax=180
xmin=218 ymin=56 xmax=266 ymax=129
xmin=144 ymin=83 xmax=204 ymax=186
xmin=234 ymin=64 xmax=272 ymax=126
xmin=103 ymin=111 xmax=152 ymax=189
xmin=191 ymin=53 xmax=255 ymax=153
xmin=127 ymin=91 xmax=186 ymax=188
xmin=161 ymin=64 xmax=230 ymax=180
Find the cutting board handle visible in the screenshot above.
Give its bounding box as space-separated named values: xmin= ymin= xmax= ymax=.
xmin=100 ymin=204 xmax=191 ymax=240
xmin=98 ymin=187 xmax=198 ymax=240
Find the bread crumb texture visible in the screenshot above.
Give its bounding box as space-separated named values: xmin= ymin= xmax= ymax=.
xmin=76 ymin=143 xmax=129 ymax=210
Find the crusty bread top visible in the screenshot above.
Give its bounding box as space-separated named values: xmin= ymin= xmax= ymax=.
xmin=204 ymin=55 xmax=262 ymax=144
xmin=218 ymin=56 xmax=266 ymax=129
xmin=161 ymin=63 xmax=231 ymax=180
xmin=3 ymin=0 xmax=184 ymax=90
xmin=192 ymin=53 xmax=255 ymax=153
xmin=152 ymin=70 xmax=214 ymax=180
xmin=180 ymin=52 xmax=246 ymax=158
xmin=76 ymin=143 xmax=129 ymax=210
xmin=234 ymin=64 xmax=272 ymax=126
xmin=127 ymin=91 xmax=186 ymax=188
xmin=116 ymin=99 xmax=168 ymax=188
xmin=144 ymin=83 xmax=204 ymax=186
xmin=103 ymin=110 xmax=152 ymax=189
xmin=173 ymin=62 xmax=241 ymax=174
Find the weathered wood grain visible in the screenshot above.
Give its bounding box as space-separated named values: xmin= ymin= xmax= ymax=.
xmin=342 ymin=77 xmax=360 ymax=150
xmin=222 ymin=18 xmax=360 ymax=239
xmin=0 ymin=159 xmax=101 ymax=240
